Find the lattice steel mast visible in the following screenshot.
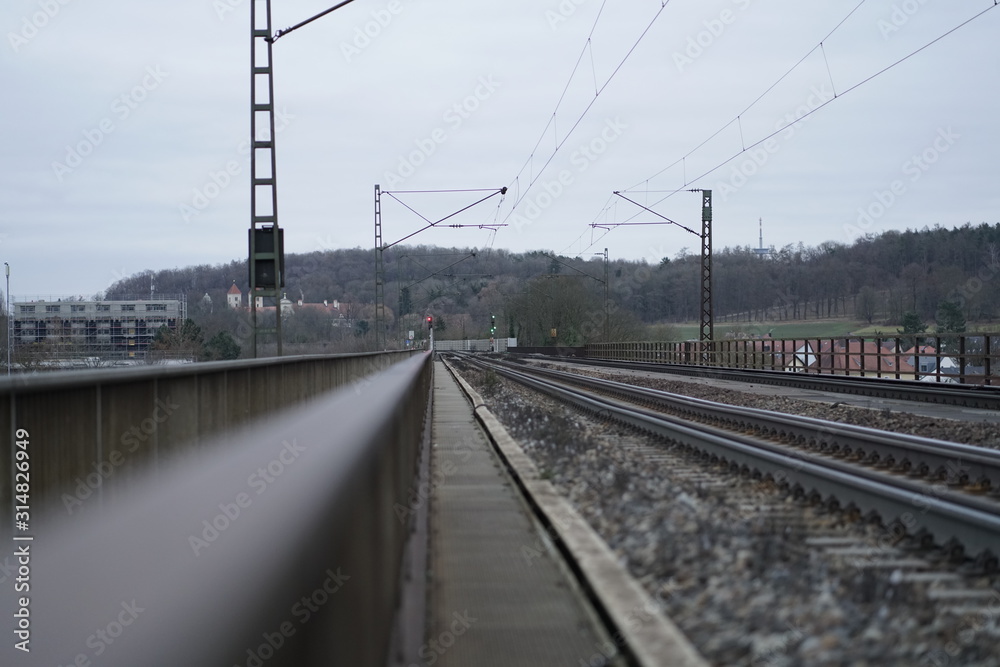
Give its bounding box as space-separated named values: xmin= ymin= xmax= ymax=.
xmin=693 ymin=189 xmax=713 ymax=344
xmin=249 ymin=0 xmax=283 ymax=357
xmin=603 ymin=190 xmax=714 ymax=344
xmin=374 ymin=184 xmax=386 ymax=350
xmin=248 ymin=0 xmax=362 ymax=357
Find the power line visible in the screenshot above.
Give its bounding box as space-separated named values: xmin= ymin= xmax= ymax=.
xmin=603 ymin=1 xmax=998 ymax=234
xmin=501 ymin=2 xmax=672 ymax=226
xmin=623 ymin=0 xmax=868 ymax=193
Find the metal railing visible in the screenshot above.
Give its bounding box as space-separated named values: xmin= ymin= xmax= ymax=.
xmin=435 ymin=338 xmax=514 ymax=353
xmin=587 ymin=334 xmax=999 ymax=385
xmin=0 ymin=350 xmax=417 ymax=533
xmin=1 ymin=351 xmax=431 ymax=665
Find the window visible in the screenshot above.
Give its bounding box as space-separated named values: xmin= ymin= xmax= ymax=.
xmin=19 ymin=305 xmax=34 ymax=314
xmin=146 ymin=303 xmax=167 ymax=312
xmin=71 ymin=304 xmax=86 ymax=313
xmin=96 ymin=304 xmax=111 ymax=312
xmin=46 ymin=305 xmax=61 ymax=313
xmin=120 ymin=304 xmax=135 ymax=312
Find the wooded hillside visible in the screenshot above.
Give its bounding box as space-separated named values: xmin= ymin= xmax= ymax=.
xmin=104 ymin=223 xmax=1000 ymax=350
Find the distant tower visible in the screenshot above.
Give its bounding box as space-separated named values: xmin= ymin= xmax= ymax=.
xmin=227 ymin=282 xmax=242 ymax=309
xmin=754 ymin=218 xmax=774 ymax=257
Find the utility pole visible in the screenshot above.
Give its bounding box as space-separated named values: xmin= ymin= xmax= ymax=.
xmin=4 ymin=262 xmax=9 ymax=375
xmin=248 ymin=0 xmax=362 ymax=358
xmin=249 ymin=0 xmax=283 ymax=358
xmin=375 ymin=187 xmax=507 ymax=352
xmin=603 ymin=192 xmax=713 ymax=344
xmin=375 ymin=184 xmax=385 ymax=350
xmin=601 ymin=248 xmax=609 ymax=341
xmin=691 ymin=189 xmax=713 ymax=344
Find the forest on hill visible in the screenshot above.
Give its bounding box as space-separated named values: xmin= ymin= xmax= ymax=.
xmin=105 ymin=223 xmax=1000 ymax=352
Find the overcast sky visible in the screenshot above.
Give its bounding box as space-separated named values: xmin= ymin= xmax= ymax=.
xmin=1 ymin=0 xmax=997 ymax=298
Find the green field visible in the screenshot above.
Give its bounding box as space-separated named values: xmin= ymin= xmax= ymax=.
xmin=648 ymin=320 xmax=867 ymax=341
xmin=645 ymin=319 xmax=1000 ymax=342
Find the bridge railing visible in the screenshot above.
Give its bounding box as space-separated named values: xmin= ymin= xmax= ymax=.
xmin=0 ymin=350 xmax=417 ymax=531
xmin=1 ymin=351 xmax=431 ymax=666
xmin=586 ymin=334 xmax=999 ymax=384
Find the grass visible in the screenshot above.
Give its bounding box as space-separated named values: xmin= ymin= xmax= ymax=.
xmin=641 ymin=319 xmax=1000 ymax=343
xmin=852 ymin=322 xmax=1000 ymax=338
xmin=651 ymin=320 xmax=865 ymax=341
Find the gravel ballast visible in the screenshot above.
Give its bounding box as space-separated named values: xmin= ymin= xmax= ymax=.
xmin=452 ymin=360 xmax=1000 ymax=667
xmin=531 ymin=362 xmax=1000 ymax=449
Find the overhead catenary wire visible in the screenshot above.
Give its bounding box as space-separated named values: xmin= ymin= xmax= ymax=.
xmin=623 ymin=0 xmax=869 ymax=193
xmin=501 ymin=1 xmax=672 ymax=227
xmin=573 ymin=0 xmax=1000 ymax=259
xmin=381 ymin=188 xmax=507 ymax=250
xmin=632 ymin=2 xmax=998 ymax=201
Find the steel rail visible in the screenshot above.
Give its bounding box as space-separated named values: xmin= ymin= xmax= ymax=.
xmin=457 ymin=355 xmax=1000 ymax=562
xmin=519 ymin=355 xmax=1000 ymax=410
xmin=491 ymin=358 xmax=1000 ymax=493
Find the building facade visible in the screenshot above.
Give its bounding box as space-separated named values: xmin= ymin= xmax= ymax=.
xmin=12 ymin=295 xmax=187 ymax=360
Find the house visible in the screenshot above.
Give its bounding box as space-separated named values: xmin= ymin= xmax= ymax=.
xmin=903 ymin=345 xmax=960 ymax=382
xmin=742 ymin=337 xmax=819 ymax=372
xmin=817 ymin=340 xmax=917 ymax=378
xmin=227 ymin=283 xmax=242 ymax=309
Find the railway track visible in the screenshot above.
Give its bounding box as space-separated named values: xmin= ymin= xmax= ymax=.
xmin=512 ymin=355 xmax=1000 ymax=411
xmin=454 ymin=354 xmax=1000 ymax=569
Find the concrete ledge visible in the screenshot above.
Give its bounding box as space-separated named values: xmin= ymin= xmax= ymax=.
xmin=442 ymin=358 xmax=708 ymax=667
